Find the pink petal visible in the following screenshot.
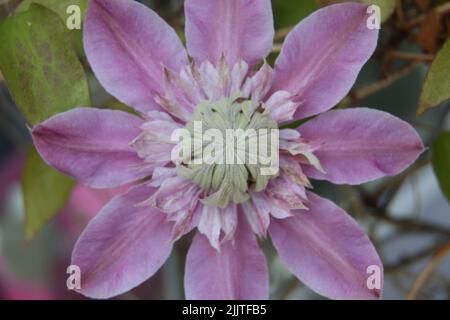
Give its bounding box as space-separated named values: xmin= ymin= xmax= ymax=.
xmin=148 ymin=167 xmax=177 ymax=188
xmin=130 ymin=118 xmax=181 ymax=164
xmin=71 ymin=184 xmax=173 ymax=299
xmin=196 ymin=203 xmax=239 ymax=249
xmin=265 ymin=173 xmax=308 ymax=211
xmin=298 ymin=108 xmax=425 ymax=185
xmin=220 ymin=204 xmax=238 ymax=241
xmin=264 ymin=91 xmax=298 ymax=123
xmin=242 ymin=63 xmax=273 ymax=101
xmin=147 ymin=177 xmax=200 ymax=213
xmin=271 ymin=3 xmax=378 ymax=119
xmin=170 ymin=203 xmax=202 ymax=242
xmin=241 ymin=193 xmax=271 ymax=238
xmin=68 ymin=184 xmax=128 ymax=219
xmin=32 ymin=108 xmax=147 ymax=188
xmin=269 ymin=192 xmax=383 ymax=299
xmin=84 ymin=0 xmax=188 ymax=113
xmin=185 ymin=215 xmax=269 ymax=300
xmin=185 ymin=0 xmax=274 ymax=66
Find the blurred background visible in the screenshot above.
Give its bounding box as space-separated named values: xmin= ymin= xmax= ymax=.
xmin=0 ymin=0 xmax=449 ymax=299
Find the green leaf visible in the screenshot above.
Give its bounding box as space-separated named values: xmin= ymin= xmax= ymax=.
xmin=16 ymin=0 xmax=89 ymax=56
xmin=432 ymin=132 xmax=450 ymax=203
xmin=22 ymin=146 xmax=75 ymax=242
xmin=0 ymin=4 xmax=90 ymax=241
xmin=418 ymin=40 xmax=450 ymax=115
xmin=273 ymin=0 xmax=318 ymax=29
xmin=16 ymin=0 xmax=88 ymax=21
xmin=0 ymin=4 xmax=90 ymax=125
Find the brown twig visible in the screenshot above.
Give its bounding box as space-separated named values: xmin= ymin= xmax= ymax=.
xmin=388 ymin=51 xmax=435 ymax=62
xmin=412 ymin=121 xmax=447 ymax=134
xmin=373 ymin=210 xmax=450 ymax=236
xmin=371 ymin=156 xmax=431 ymax=203
xmin=396 ymin=0 xmax=406 ymax=28
xmin=406 ymin=241 xmax=450 ymax=299
xmin=384 ymin=241 xmax=449 ymax=273
xmin=351 ymin=62 xmax=422 ymax=101
xmin=404 ymin=2 xmax=450 ymax=30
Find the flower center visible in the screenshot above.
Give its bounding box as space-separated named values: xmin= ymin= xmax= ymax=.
xmin=175 ymin=97 xmax=279 ymax=208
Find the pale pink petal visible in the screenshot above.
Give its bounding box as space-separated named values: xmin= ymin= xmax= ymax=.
xmin=241 ymin=193 xmax=270 ymax=238
xmin=230 ymin=60 xmax=249 ymax=94
xmin=264 ymin=91 xmax=298 ymax=123
xmin=32 ymin=108 xmax=147 ymax=188
xmin=269 ymin=192 xmax=383 ymax=299
xmin=130 ymin=118 xmax=181 ymax=165
xmin=193 ymin=60 xmax=229 ymax=101
xmin=220 ymin=204 xmax=238 ymax=241
xmin=148 ymin=167 xmax=177 ymax=188
xmin=279 ymin=131 xmax=325 ymax=173
xmin=84 ymin=0 xmax=188 ymax=113
xmin=170 ymin=203 xmax=202 ymax=241
xmin=271 ymin=3 xmax=378 ymax=119
xmin=298 ymin=108 xmax=425 ymax=184
xmin=158 ymin=67 xmax=200 ymax=120
xmin=147 ymin=176 xmax=201 ymax=213
xmin=197 ymin=205 xmax=222 ymax=250
xmin=279 ymin=156 xmax=311 ymax=188
xmin=279 ymin=128 xmax=301 ymax=140
xmin=242 ymin=63 xmax=273 ymax=101
xmin=144 ymin=110 xmax=175 ymax=121
xmin=185 ymin=0 xmax=274 ymax=66
xmin=270 ymin=205 xmax=292 ymax=220
xmin=196 ymin=203 xmax=240 ymax=249
xmin=71 ymin=184 xmax=173 ymax=299
xmin=265 ymin=173 xmax=308 ymax=211
xmin=185 ymin=216 xmax=269 ymax=300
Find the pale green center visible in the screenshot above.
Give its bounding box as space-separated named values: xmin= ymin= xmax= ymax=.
xmin=176 ymin=97 xmax=279 ymax=208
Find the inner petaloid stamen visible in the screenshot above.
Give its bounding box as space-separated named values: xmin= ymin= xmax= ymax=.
xmin=174 ymin=97 xmax=279 ymax=208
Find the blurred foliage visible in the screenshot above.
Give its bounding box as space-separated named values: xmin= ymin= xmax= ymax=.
xmin=273 ymin=0 xmax=318 ymax=29
xmin=0 ymin=3 xmax=90 ymax=240
xmin=0 ymin=4 xmax=90 ymax=125
xmin=17 ymin=0 xmax=87 ymax=19
xmin=16 ymin=0 xmax=88 ymax=56
xmin=432 ymin=131 xmax=450 ymax=203
xmin=22 ymin=146 xmax=74 ymax=241
xmin=419 ymin=39 xmax=450 ymax=114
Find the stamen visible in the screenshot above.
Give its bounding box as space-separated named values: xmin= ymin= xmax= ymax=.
xmin=176 ymin=97 xmax=279 ymax=208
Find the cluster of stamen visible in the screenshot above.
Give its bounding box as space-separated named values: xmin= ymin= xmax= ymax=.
xmin=175 ymin=96 xmax=279 ymax=208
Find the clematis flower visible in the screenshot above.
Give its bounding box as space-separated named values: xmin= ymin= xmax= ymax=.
xmin=31 ymin=0 xmax=424 ymax=300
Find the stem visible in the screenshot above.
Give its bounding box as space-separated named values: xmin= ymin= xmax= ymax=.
xmin=351 ymin=62 xmax=422 ymax=101
xmin=388 ymin=51 xmax=434 ymax=62
xmin=406 ymin=241 xmax=450 ymax=299
xmin=404 ymin=2 xmax=450 ymax=30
